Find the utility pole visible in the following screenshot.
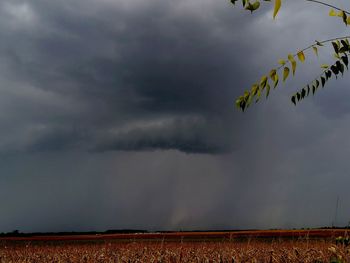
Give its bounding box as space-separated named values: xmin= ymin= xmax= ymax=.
xmin=333 ymin=196 xmax=340 ymax=228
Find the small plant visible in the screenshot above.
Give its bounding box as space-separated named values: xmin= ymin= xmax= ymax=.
xmin=335 ymin=236 xmax=350 ymax=246
xmin=328 ymin=246 xmax=344 ymax=263
xmin=330 ymin=258 xmax=343 ymax=263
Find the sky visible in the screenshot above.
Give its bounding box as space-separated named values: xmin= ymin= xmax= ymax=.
xmin=1 ymin=0 xmax=350 ymax=232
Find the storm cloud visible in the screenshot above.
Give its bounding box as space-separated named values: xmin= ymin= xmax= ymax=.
xmin=1 ymin=0 xmax=350 ymax=232
xmin=0 ymin=0 xmax=249 ymax=154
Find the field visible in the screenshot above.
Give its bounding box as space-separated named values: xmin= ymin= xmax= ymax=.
xmin=1 ymin=229 xmax=350 ymax=262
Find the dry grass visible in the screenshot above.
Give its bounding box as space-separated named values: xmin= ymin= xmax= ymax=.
xmin=0 ymin=238 xmax=350 ymax=262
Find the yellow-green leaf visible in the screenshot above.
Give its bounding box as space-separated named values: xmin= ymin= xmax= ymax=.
xmin=341 ymin=11 xmax=347 ymax=25
xmin=347 ymin=17 xmax=350 ymax=25
xmin=255 ymin=88 xmax=261 ymax=103
xmin=251 ymin=84 xmax=259 ymax=95
xmin=269 ymin=69 xmax=279 ymax=88
xmin=235 ymin=97 xmax=242 ymax=109
xmin=260 ymin=75 xmax=268 ymax=89
xmin=338 ymin=10 xmax=344 ymax=17
xmin=269 ymin=69 xmax=277 ymax=80
xmin=273 ymin=74 xmax=279 ymax=88
xmin=278 ymin=59 xmax=286 ymax=65
xmin=245 ymin=1 xmax=261 ymax=13
xmin=297 ymin=51 xmax=305 ymax=63
xmin=329 ymin=9 xmax=337 ymax=17
xmin=273 ymin=0 xmax=281 ymax=19
xmin=288 ymin=54 xmax=297 ymax=75
xmin=321 ymin=64 xmax=329 ymax=69
xmin=266 ymin=84 xmax=271 ymax=98
xmin=252 ymin=1 xmax=260 ymax=10
xmin=312 ymin=46 xmax=318 ymax=57
xmin=283 ymin=67 xmax=290 ymax=82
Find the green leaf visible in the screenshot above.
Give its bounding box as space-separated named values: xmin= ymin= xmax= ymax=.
xmin=331 ymin=64 xmax=339 ymax=75
xmin=345 ymin=38 xmax=350 ymax=46
xmin=273 ymin=0 xmax=281 ymax=19
xmin=269 ymin=69 xmax=277 ymax=80
xmin=273 ymin=75 xmax=279 ymax=88
xmin=247 ymin=93 xmax=253 ymax=107
xmin=329 ymin=9 xmax=337 ymax=17
xmin=301 ymin=88 xmax=306 ymax=98
xmin=336 ymin=60 xmax=344 ymax=75
xmin=341 ymin=40 xmax=349 ymax=50
xmin=283 ymin=67 xmax=290 ymax=82
xmin=251 ymin=83 xmax=259 ymax=96
xmin=315 ymin=79 xmax=320 ymax=88
xmin=296 ymin=92 xmax=301 ymax=101
xmin=235 ymin=96 xmax=243 ymax=108
xmin=269 ymin=69 xmax=279 ymax=88
xmin=240 ymin=100 xmax=246 ymax=111
xmin=291 ymin=95 xmax=296 ymax=105
xmin=339 ymin=46 xmax=348 ymax=53
xmin=252 ymin=1 xmax=260 ymax=10
xmin=288 ymin=54 xmax=296 ymax=75
xmin=297 ymin=51 xmax=305 ymax=63
xmin=332 ymin=41 xmax=339 ymax=54
xmin=341 ymin=55 xmax=349 ymax=69
xmin=312 ymin=46 xmax=319 ymax=57
xmin=266 ymin=83 xmax=271 ymax=98
xmin=245 ymin=1 xmax=261 ymax=13
xmin=260 ymin=75 xmax=268 ymax=89
xmin=341 ymin=11 xmax=347 ymax=25
xmin=321 ymin=77 xmax=326 ymax=87
xmin=255 ymin=88 xmax=262 ymax=103
xmin=278 ymin=59 xmax=286 ymax=65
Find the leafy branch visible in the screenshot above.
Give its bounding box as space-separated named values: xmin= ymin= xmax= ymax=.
xmin=230 ymin=0 xmax=350 ymax=111
xmin=291 ymin=40 xmax=350 ymax=105
xmin=306 ymin=0 xmax=350 ymax=16
xmin=230 ymin=0 xmax=350 ymax=18
xmin=235 ymin=37 xmax=350 ymax=111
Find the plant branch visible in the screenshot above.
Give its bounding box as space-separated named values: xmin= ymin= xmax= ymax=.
xmin=274 ymin=36 xmax=350 ymax=71
xmin=305 ymin=0 xmax=350 ymax=15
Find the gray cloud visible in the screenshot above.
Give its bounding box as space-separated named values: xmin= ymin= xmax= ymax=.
xmin=93 ymin=115 xmax=232 ymax=154
xmin=0 ymin=0 xmax=250 ymax=154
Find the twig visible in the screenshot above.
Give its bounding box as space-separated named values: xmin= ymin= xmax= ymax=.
xmin=305 ymin=0 xmax=350 ymax=15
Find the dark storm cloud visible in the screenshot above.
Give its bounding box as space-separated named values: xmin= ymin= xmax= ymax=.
xmin=1 ymin=0 xmax=350 ymax=233
xmin=93 ymin=115 xmax=232 ymax=153
xmin=0 ymin=0 xmax=253 ymax=154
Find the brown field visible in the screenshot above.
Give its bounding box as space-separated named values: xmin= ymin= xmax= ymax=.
xmin=0 ymin=229 xmax=350 ymax=262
